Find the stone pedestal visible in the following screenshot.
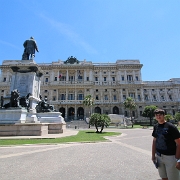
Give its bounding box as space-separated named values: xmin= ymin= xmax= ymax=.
xmin=37 ymin=112 xmax=65 ymax=123
xmin=0 ymin=60 xmax=66 ymax=136
xmin=0 ymin=108 xmax=27 ymax=124
xmin=0 ymin=123 xmax=48 ymax=136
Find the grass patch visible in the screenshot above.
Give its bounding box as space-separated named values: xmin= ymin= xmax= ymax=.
xmin=0 ymin=130 xmax=121 ymax=146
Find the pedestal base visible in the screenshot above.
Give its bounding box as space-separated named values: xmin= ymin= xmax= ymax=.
xmin=0 ymin=123 xmax=48 ymax=136
xmin=0 ymin=108 xmax=27 ymax=124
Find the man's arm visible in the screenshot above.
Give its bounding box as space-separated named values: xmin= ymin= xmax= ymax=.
xmin=175 ymin=138 xmax=180 ymax=170
xmin=152 ymin=137 xmax=156 ymax=161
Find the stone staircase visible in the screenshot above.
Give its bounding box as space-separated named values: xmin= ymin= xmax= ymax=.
xmin=66 ymin=120 xmax=89 ymax=129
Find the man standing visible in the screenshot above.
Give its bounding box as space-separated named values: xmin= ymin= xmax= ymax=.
xmin=22 ymin=37 xmax=39 ymax=60
xmin=152 ymin=109 xmax=180 ymax=180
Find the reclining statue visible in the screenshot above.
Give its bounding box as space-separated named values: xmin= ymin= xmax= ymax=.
xmin=36 ymin=97 xmax=54 ymax=113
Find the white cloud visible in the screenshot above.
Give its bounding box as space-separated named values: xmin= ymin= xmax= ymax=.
xmin=0 ymin=40 xmax=21 ymax=51
xmin=39 ymin=14 xmax=97 ymax=54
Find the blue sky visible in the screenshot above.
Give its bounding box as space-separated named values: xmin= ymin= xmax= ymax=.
xmin=1 ymin=0 xmax=180 ymax=81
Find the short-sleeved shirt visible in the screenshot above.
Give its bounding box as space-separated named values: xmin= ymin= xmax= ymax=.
xmin=152 ymin=122 xmax=180 ymax=155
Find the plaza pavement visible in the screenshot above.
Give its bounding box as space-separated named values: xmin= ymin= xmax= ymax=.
xmin=0 ymin=128 xmax=163 ymax=180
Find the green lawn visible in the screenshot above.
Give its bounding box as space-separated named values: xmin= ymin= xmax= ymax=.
xmin=0 ymin=130 xmax=121 ymax=146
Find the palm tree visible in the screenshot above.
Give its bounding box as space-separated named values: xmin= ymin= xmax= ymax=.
xmin=83 ymin=95 xmax=94 ymax=127
xmin=89 ymin=113 xmax=111 ymax=133
xmin=123 ymin=97 xmax=137 ymax=127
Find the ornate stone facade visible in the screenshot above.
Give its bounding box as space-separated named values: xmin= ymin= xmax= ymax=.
xmin=1 ymin=59 xmax=180 ymax=121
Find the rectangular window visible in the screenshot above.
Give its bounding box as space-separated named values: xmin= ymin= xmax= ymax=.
xmin=54 ymin=77 xmax=57 ymax=81
xmin=121 ymin=76 xmax=124 ymax=81
xmin=113 ymin=95 xmax=117 ymax=100
xmin=104 ymin=95 xmax=108 ymax=100
xmin=96 ymin=95 xmax=99 ymax=100
xmin=69 ymin=76 xmax=74 ymax=81
xmin=169 ymin=95 xmax=172 ymax=100
xmin=129 ymin=93 xmax=135 ymax=98
xmin=53 ymin=96 xmax=56 ymax=101
xmin=140 ymin=111 xmax=142 ymax=116
xmin=127 ymin=75 xmax=133 ymax=81
xmin=123 ymin=95 xmax=126 ymax=100
xmin=138 ymin=95 xmax=141 ymax=100
xmin=87 ymin=77 xmax=89 ymax=81
xmin=78 ymin=76 xmax=82 ymax=80
xmin=95 ymin=77 xmax=98 ymax=81
xmin=3 ymin=77 xmax=6 ymax=82
xmin=96 ymin=89 xmax=98 ymax=92
xmin=153 ymin=95 xmax=156 ymax=100
xmin=104 ymin=77 xmax=106 ymax=81
xmin=45 ymin=78 xmax=48 ymax=82
xmin=112 ymin=77 xmax=115 ymax=81
xmin=68 ymin=94 xmax=74 ymax=100
xmin=136 ymin=76 xmax=138 ymax=81
xmin=61 ymin=94 xmax=66 ymax=100
xmin=61 ymin=76 xmax=66 ymax=81
xmin=145 ymin=95 xmax=148 ymax=100
xmin=78 ymin=94 xmax=83 ymax=100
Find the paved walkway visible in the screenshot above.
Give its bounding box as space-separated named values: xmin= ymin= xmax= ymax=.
xmin=0 ymin=129 xmax=79 ymax=139
xmin=0 ymin=128 xmax=163 ymax=180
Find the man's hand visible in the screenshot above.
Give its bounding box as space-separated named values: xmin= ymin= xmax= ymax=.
xmin=175 ymin=162 xmax=180 ymax=170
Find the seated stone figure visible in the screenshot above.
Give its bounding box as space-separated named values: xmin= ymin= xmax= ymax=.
xmin=10 ymin=89 xmax=20 ymax=107
xmin=36 ymin=99 xmax=54 ymax=113
xmin=4 ymin=89 xmax=20 ymax=108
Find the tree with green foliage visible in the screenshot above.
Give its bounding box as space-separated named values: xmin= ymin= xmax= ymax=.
xmin=89 ymin=113 xmax=111 ymax=133
xmin=142 ymin=105 xmax=157 ymax=125
xmin=164 ymin=114 xmax=173 ymax=122
xmin=175 ymin=112 xmax=180 ymax=122
xmin=123 ymin=97 xmax=137 ymax=127
xmin=83 ymin=94 xmax=94 ymax=116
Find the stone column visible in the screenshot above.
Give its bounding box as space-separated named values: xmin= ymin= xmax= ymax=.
xmin=109 ymin=89 xmax=112 ymax=102
xmin=74 ymin=105 xmax=77 ymax=120
xmin=118 ymin=70 xmax=121 ymax=82
xmin=65 ymin=105 xmax=68 ymax=120
xmin=56 ymin=89 xmax=58 ymax=101
xmin=75 ymin=70 xmax=78 ymax=81
xmin=126 ymin=89 xmax=128 ymax=98
xmin=51 ymin=71 xmax=54 ymax=82
xmin=157 ymin=90 xmax=161 ymax=102
xmin=141 ymin=89 xmax=144 ymax=102
xmin=66 ymin=70 xmax=69 ymax=82
xmin=66 ymin=89 xmax=68 ymax=101
xmin=133 ymin=70 xmax=136 ymax=81
xmin=84 ymin=70 xmax=86 ymax=82
xmin=124 ymin=70 xmax=127 ymax=83
xmin=165 ymin=88 xmax=168 ymax=101
xmin=148 ymin=90 xmax=152 ymax=102
xmin=89 ymin=70 xmax=93 ymax=81
xmin=135 ymin=89 xmax=138 ymax=101
xmin=100 ymin=70 xmax=102 ymax=84
xmin=120 ymin=89 xmax=123 ymax=102
xmin=139 ymin=70 xmax=142 ymax=81
xmin=108 ymin=70 xmax=110 ymax=83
